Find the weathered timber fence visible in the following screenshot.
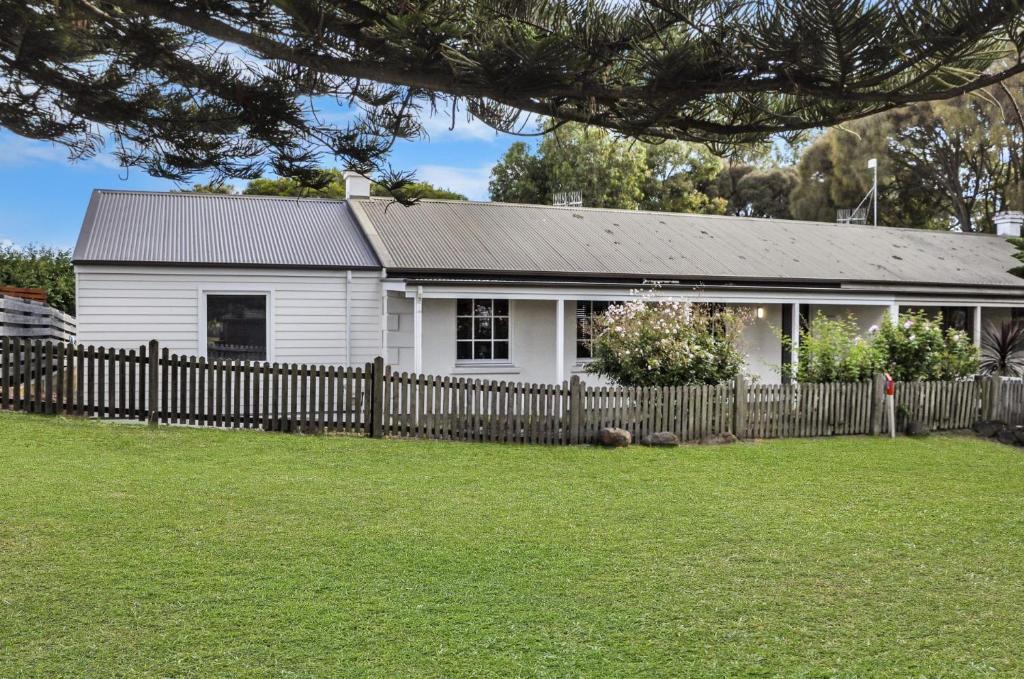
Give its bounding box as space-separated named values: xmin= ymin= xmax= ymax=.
xmin=0 ymin=295 xmax=75 ymax=342
xmin=0 ymin=338 xmax=1013 ymax=443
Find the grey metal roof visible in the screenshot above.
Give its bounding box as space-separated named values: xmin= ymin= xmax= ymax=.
xmin=356 ymin=198 xmax=1024 ymax=289
xmin=74 ymin=190 xmax=379 ymax=269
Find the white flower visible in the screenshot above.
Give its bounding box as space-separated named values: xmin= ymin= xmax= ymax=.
xmin=903 ymin=320 xmax=913 ymax=329
xmin=868 ymin=324 xmax=879 ymax=334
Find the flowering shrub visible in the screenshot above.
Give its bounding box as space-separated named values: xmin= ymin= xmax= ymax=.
xmin=873 ymin=311 xmax=978 ymax=380
xmin=792 ymin=311 xmax=979 ymax=382
xmin=586 ymin=298 xmax=746 ymax=386
xmin=789 ymin=314 xmax=884 ymax=382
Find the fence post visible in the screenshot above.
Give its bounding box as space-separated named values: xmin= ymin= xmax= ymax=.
xmin=147 ymin=339 xmax=159 ymax=427
xmin=369 ymin=356 xmax=385 ymax=438
xmin=568 ymin=375 xmax=582 ymax=444
xmin=733 ymin=374 xmax=747 ymax=438
xmin=870 ymin=373 xmax=885 ymax=435
xmin=983 ymin=375 xmax=1002 ymax=421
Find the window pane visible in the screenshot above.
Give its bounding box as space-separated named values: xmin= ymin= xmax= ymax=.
xmin=577 ymin=340 xmax=592 ymax=359
xmin=457 ymin=317 xmax=472 ymax=340
xmin=494 ymin=341 xmax=509 ymax=360
xmin=594 ymin=301 xmax=610 ymax=314
xmin=577 ymin=318 xmax=593 ymax=341
xmin=474 ymin=317 xmax=492 ymax=339
xmin=457 ymin=341 xmax=473 ymax=360
xmin=473 ymin=299 xmax=492 ymax=316
xmin=493 ymin=299 xmax=509 ymax=316
xmin=575 ymin=300 xmax=591 ymax=319
xmin=473 ymin=342 xmax=492 ymax=360
xmin=457 ymin=298 xmax=473 ymax=316
xmin=494 ymin=317 xmax=509 ymax=339
xmin=207 ymin=295 xmax=266 ymax=361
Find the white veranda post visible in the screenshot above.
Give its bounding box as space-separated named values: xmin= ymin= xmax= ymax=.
xmin=555 ymin=298 xmax=565 ymax=384
xmin=973 ymin=306 xmax=983 ymax=349
xmin=413 ymin=289 xmax=423 ymax=374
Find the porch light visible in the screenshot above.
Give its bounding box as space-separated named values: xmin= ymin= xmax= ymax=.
xmin=756 ymin=306 xmax=766 ymax=319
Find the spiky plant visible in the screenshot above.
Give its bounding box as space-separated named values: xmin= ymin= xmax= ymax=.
xmin=980 ymin=321 xmax=1024 ymax=376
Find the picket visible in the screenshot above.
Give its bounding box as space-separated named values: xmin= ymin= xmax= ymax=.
xmin=1 ymin=339 xmax=1009 ymax=444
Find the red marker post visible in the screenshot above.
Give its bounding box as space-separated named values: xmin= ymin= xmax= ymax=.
xmin=884 ymin=373 xmax=896 ymax=438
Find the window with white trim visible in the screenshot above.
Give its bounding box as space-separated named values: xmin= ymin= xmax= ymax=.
xmin=206 ymin=294 xmax=267 ymax=361
xmin=575 ymin=300 xmax=611 ymax=359
xmin=456 ymin=299 xmax=509 ymax=361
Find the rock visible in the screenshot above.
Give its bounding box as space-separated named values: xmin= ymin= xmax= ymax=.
xmin=700 ymin=432 xmax=739 ymax=445
xmin=972 ymin=420 xmax=1003 ymax=438
xmin=597 ymin=427 xmax=631 ymax=447
xmin=905 ymin=420 xmax=929 ymax=437
xmin=1014 ymin=429 xmax=1024 ymax=446
xmin=643 ymin=431 xmax=680 ymax=447
xmin=996 ymin=427 xmax=1018 ymax=446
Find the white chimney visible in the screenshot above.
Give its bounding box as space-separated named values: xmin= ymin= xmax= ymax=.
xmin=343 ymin=171 xmax=371 ymax=199
xmin=994 ymin=211 xmax=1024 ymax=237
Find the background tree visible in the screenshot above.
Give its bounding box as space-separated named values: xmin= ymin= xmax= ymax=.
xmin=0 ymin=245 xmax=75 ymax=315
xmin=790 ymin=73 xmax=1024 ymax=231
xmin=2 ymin=1 xmax=1022 ymax=193
xmin=640 ymin=142 xmax=727 ymax=214
xmin=714 ymin=165 xmax=799 ymax=219
xmin=186 ymin=171 xmax=466 ymax=200
xmin=489 ymin=124 xmax=724 ymax=212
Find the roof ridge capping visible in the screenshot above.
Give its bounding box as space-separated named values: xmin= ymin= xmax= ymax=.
xmin=96 ymin=187 xmax=352 ymax=202
xmin=360 ymin=195 xmax=1005 ymax=236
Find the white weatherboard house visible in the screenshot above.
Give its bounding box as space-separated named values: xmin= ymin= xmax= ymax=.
xmin=73 ymin=175 xmax=1024 ymax=385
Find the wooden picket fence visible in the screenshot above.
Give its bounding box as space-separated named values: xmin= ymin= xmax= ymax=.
xmin=0 ymin=338 xmax=1014 ymax=444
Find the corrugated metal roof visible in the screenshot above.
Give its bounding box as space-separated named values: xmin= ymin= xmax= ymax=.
xmin=357 ymin=198 xmax=1024 ymax=289
xmin=74 ymin=190 xmax=379 ymax=268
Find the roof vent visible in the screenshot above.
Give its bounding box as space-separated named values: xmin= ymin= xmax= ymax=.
xmin=344 ymin=171 xmax=371 ymax=199
xmin=994 ymin=211 xmax=1024 ymax=237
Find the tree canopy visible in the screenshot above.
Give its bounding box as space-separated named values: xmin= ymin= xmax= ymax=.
xmin=488 ymin=122 xmax=800 ymax=218
xmin=186 ymin=171 xmax=467 ymax=200
xmin=3 ymin=0 xmax=1023 ymax=193
xmin=790 ymin=73 xmax=1024 ymax=232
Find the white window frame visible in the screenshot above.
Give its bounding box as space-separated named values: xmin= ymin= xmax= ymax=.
xmin=575 ymin=300 xmax=611 ymax=363
xmin=198 ymin=286 xmax=274 ymax=363
xmin=454 ymin=298 xmax=513 ymax=365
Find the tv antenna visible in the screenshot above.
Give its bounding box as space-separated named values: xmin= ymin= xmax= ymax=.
xmin=837 ymin=158 xmax=878 ymax=225
xmin=552 ymin=190 xmax=583 ymax=207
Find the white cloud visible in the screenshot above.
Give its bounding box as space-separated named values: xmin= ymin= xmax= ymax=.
xmin=0 ymin=133 xmax=121 ymax=170
xmin=416 ymin=163 xmax=494 ymax=201
xmin=418 ymin=112 xmax=503 ymax=143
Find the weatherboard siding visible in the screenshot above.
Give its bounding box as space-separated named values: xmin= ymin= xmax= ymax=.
xmin=76 ymin=265 xmax=382 ymax=365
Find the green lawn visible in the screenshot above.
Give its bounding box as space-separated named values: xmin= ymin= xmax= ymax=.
xmin=2 ymin=413 xmax=1024 ymax=677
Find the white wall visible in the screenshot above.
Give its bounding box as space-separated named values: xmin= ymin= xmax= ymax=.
xmin=388 ymin=297 xmax=790 ymax=385
xmin=76 ymin=265 xmax=382 ymax=365
xmin=392 ymin=297 xmax=560 ymax=383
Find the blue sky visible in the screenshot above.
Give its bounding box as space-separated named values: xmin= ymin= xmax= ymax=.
xmin=0 ymin=113 xmax=521 ymax=250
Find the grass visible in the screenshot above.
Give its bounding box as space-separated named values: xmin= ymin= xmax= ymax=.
xmin=1 ymin=413 xmax=1024 ymax=677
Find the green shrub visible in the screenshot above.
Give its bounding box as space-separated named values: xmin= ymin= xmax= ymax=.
xmin=790 ymin=314 xmax=884 ymax=383
xmin=790 ymin=311 xmax=978 ymax=382
xmin=873 ymin=311 xmax=978 ymax=380
xmin=587 ymin=298 xmax=746 ymax=386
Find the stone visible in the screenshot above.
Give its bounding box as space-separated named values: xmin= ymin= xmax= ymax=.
xmin=996 ymin=427 xmax=1018 ymax=446
xmin=643 ymin=431 xmax=680 ymax=447
xmin=905 ymin=420 xmax=929 ymax=437
xmin=1014 ymin=429 xmax=1024 ymax=446
xmin=700 ymin=432 xmax=739 ymax=445
xmin=597 ymin=427 xmax=631 ymax=447
xmin=972 ymin=420 xmax=1003 ymax=438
